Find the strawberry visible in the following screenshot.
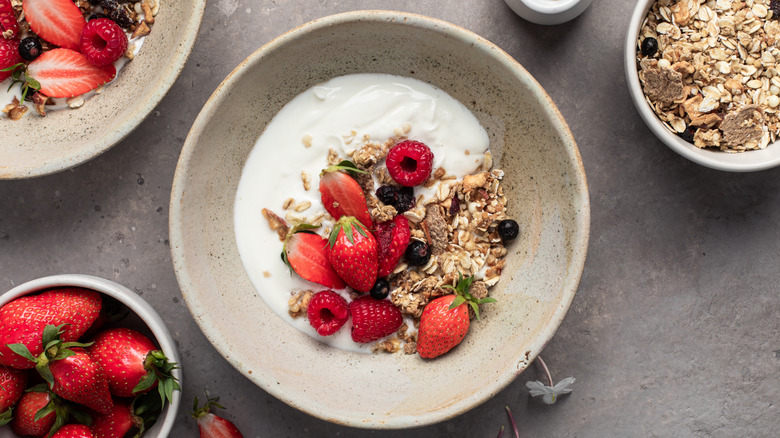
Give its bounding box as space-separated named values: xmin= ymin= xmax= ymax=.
xmin=416 ymin=274 xmax=496 ymax=359
xmin=373 ymin=215 xmax=411 ymax=277
xmin=0 ymin=287 xmax=101 ymax=369
xmin=0 ymin=37 xmax=21 ymax=82
xmin=26 ymin=48 xmax=116 ymax=98
xmin=8 ymin=325 xmax=113 ymax=415
xmin=191 ymin=395 xmax=244 ymax=438
xmin=10 ymin=390 xmax=58 ymax=437
xmin=282 ymin=225 xmax=346 ymax=289
xmin=327 ymin=216 xmax=378 ymax=293
xmin=87 ymin=328 xmax=180 ymax=403
xmin=349 ymin=296 xmax=402 ymax=343
xmin=0 ymin=0 xmax=18 ymax=38
xmin=0 ymin=365 xmax=27 ymax=425
xmin=319 ymin=161 xmax=373 ymax=230
xmin=51 ymin=424 xmax=94 ymax=438
xmin=91 ymin=400 xmax=140 ymax=438
xmin=23 ymin=0 xmax=86 ymax=51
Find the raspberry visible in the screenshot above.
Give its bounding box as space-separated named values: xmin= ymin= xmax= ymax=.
xmin=306 ymin=290 xmax=350 ymax=336
xmin=385 ymin=140 xmax=434 ymax=187
xmin=80 ymin=18 xmax=128 ymax=67
xmin=349 ymin=296 xmax=403 ymax=343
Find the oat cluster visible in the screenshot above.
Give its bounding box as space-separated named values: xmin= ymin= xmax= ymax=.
xmin=637 ymin=0 xmax=780 ymax=151
xmin=267 ymin=127 xmax=510 ymax=354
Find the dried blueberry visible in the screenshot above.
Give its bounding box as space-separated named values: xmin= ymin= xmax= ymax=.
xmin=497 ymin=219 xmax=519 ymax=241
xmin=369 ymin=279 xmax=390 ymax=300
xmin=376 ymin=185 xmax=399 ymax=206
xmin=677 ymin=125 xmax=696 ymax=143
xmin=640 ymin=37 xmax=659 ymax=57
xmin=394 ymin=186 xmax=416 ymax=213
xmin=405 ymin=241 xmax=431 ymax=266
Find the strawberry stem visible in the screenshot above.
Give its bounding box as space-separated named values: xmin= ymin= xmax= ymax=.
xmin=320 ymin=160 xmax=369 ymax=177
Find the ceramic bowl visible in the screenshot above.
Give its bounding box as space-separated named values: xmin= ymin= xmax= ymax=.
xmin=625 ymin=0 xmax=780 ymax=172
xmin=170 ymin=10 xmax=589 ymax=429
xmin=503 ymin=0 xmax=594 ymax=25
xmin=0 ymin=274 xmax=181 ymax=437
xmin=0 ymin=0 xmax=206 ymax=180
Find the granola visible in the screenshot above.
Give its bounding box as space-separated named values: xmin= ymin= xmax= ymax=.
xmin=637 ymin=0 xmax=780 ymax=151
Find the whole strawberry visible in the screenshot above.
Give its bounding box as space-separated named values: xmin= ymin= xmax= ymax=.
xmin=319 ymin=161 xmax=373 ymax=229
xmin=416 ymin=274 xmax=496 ymax=359
xmin=87 ymin=328 xmax=180 ymax=403
xmin=282 ymin=224 xmax=346 ymax=289
xmin=10 ymin=390 xmax=58 ymax=437
xmin=0 ymin=364 xmax=27 ymax=425
xmin=373 ymin=215 xmax=411 ymax=277
xmin=0 ymin=287 xmax=102 ymax=368
xmin=91 ymin=401 xmax=141 ymax=438
xmin=8 ymin=325 xmax=113 ymax=415
xmin=191 ymin=394 xmax=244 ymax=438
xmin=51 ymin=424 xmax=94 ymax=438
xmin=327 ymin=216 xmax=378 ymax=293
xmin=349 ymin=296 xmax=403 ymax=343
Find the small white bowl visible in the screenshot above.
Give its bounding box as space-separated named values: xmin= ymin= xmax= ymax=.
xmin=0 ymin=274 xmax=181 ymax=438
xmin=504 ymin=0 xmax=594 ymax=25
xmin=625 ymin=0 xmax=780 ymax=172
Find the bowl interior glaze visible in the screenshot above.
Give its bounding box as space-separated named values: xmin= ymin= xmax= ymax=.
xmin=171 ymin=10 xmax=589 ymax=429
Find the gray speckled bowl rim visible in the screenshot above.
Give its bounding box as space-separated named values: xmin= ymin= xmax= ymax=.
xmin=625 ymin=0 xmax=780 ymax=172
xmin=171 ymin=10 xmax=590 ymax=429
xmin=0 ymin=274 xmax=182 ymax=437
xmin=0 ymin=0 xmax=207 ymax=180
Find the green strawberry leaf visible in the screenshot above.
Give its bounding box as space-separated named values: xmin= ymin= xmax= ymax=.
xmin=6 ymin=343 xmax=36 ymax=363
xmin=449 ymin=295 xmax=466 ymax=310
xmin=0 ymin=62 xmax=24 ymax=73
xmin=0 ymin=407 xmax=12 ymax=426
xmin=321 ymin=160 xmax=369 ymax=177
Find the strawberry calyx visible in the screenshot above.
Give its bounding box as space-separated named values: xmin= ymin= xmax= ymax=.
xmin=1 ymin=62 xmax=41 ymax=101
xmin=133 ymin=350 xmax=180 ymax=406
xmin=319 ymin=160 xmax=369 ymax=178
xmin=328 ymin=215 xmax=369 ymax=248
xmin=6 ymin=324 xmax=92 ymax=390
xmin=190 ymin=393 xmax=225 ymax=420
xmin=443 ymin=273 xmax=497 ymax=320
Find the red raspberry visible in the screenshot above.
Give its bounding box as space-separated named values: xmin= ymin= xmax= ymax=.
xmin=307 ymin=290 xmax=350 ymax=336
xmin=385 ymin=140 xmax=434 ymax=187
xmin=0 ymin=38 xmax=20 ymax=82
xmin=349 ymin=296 xmax=403 ymax=343
xmin=373 ymin=215 xmax=411 ymax=277
xmin=80 ymin=18 xmax=128 ymax=66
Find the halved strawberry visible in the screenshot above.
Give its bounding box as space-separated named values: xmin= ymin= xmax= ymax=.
xmin=319 ymin=161 xmax=373 ymax=230
xmin=0 ymin=0 xmax=18 ymax=38
xmin=373 ymin=215 xmax=411 ymax=277
xmin=283 ymin=225 xmax=346 ymax=290
xmin=26 ymin=48 xmax=116 ymax=98
xmin=23 ymin=0 xmax=86 ymax=51
xmin=0 ymin=38 xmax=20 ymax=82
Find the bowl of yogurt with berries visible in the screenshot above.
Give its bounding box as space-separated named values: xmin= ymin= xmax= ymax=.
xmin=171 ymin=10 xmax=589 ymax=429
xmin=0 ymin=0 xmax=205 ymax=179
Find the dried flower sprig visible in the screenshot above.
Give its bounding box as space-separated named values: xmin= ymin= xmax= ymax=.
xmin=525 ymin=356 xmax=575 ymax=405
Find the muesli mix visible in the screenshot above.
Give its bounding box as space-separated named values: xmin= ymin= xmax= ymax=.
xmin=0 ymin=0 xmax=159 ymax=120
xmin=637 ymin=0 xmax=780 ymax=151
xmin=263 ymin=128 xmax=518 ymax=359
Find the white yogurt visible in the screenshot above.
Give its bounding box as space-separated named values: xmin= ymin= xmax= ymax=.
xmin=234 ymin=73 xmax=490 ymax=352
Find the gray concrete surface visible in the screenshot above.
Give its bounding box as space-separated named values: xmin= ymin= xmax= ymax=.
xmin=2 ymin=0 xmax=779 ymax=436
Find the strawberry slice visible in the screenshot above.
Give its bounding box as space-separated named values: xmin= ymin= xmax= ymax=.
xmin=0 ymin=0 xmax=18 ymax=38
xmin=27 ymin=48 xmax=116 ymax=98
xmin=319 ymin=161 xmax=373 ymax=230
xmin=23 ymin=0 xmax=86 ymax=51
xmin=373 ymin=215 xmax=411 ymax=277
xmin=0 ymin=38 xmax=21 ymax=82
xmin=283 ymin=226 xmax=346 ymax=289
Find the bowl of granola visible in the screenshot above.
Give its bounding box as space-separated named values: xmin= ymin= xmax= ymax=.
xmin=626 ymin=0 xmax=780 ymax=171
xmin=0 ymin=0 xmax=206 ymax=179
xmin=170 ymin=10 xmax=589 ymax=428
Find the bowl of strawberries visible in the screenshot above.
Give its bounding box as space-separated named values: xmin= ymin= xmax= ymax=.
xmin=0 ymin=274 xmax=181 ymax=437
xmin=171 ymin=10 xmax=589 ymax=429
xmin=0 ymin=0 xmax=205 ymax=179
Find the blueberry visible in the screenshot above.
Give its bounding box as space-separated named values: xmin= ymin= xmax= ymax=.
xmin=18 ymin=38 xmax=42 ymax=62
xmin=369 ymin=279 xmax=390 ymax=300
xmin=641 ymin=37 xmax=659 ymax=57
xmin=376 ymin=185 xmax=399 ymax=206
xmin=405 ymin=241 xmax=431 ymax=266
xmin=497 ymin=219 xmax=519 ymax=241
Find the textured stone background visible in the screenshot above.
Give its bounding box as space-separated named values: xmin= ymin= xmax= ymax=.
xmin=1 ymin=0 xmax=779 ymax=436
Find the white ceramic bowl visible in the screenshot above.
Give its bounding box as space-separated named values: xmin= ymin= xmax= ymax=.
xmin=504 ymin=0 xmax=594 ymax=25
xmin=0 ymin=0 xmax=206 ymax=180
xmin=171 ymin=10 xmax=589 ymax=429
xmin=0 ymin=274 xmax=181 ymax=438
xmin=625 ymin=0 xmax=780 ymax=172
